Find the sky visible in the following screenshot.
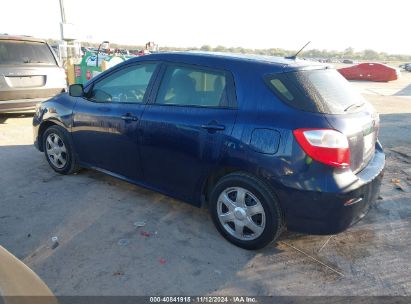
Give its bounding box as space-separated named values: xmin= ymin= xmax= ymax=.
xmin=1 ymin=0 xmax=410 ymax=55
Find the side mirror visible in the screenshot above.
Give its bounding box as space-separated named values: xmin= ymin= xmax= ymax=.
xmin=69 ymin=84 xmax=84 ymax=97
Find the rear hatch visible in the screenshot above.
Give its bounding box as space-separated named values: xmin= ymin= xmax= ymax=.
xmin=0 ymin=39 xmax=66 ymax=100
xmin=324 ymin=104 xmax=379 ymax=173
xmin=266 ymin=66 xmax=379 ymax=173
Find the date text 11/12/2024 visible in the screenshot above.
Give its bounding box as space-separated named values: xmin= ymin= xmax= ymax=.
xmin=149 ymin=296 xmax=257 ymax=303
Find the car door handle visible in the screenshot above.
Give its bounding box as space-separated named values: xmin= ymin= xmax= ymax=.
xmin=201 ymin=123 xmax=226 ymax=131
xmin=121 ymin=113 xmax=138 ymax=121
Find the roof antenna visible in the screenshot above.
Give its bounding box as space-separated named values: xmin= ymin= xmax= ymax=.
xmin=286 ymin=41 xmax=311 ymax=60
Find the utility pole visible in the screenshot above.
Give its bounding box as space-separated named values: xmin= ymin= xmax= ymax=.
xmin=58 ymin=0 xmax=78 ymax=64
xmin=59 ymin=0 xmax=68 ymax=62
xmin=59 ymin=0 xmax=67 ymax=26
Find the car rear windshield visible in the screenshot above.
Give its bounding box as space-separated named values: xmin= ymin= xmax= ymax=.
xmin=0 ymin=40 xmax=56 ymax=65
xmin=266 ymin=68 xmax=366 ymax=114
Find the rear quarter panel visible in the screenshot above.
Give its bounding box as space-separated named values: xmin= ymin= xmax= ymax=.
xmin=219 ymin=64 xmax=370 ymax=206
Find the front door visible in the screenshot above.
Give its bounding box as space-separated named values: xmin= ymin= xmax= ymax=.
xmin=71 ymin=62 xmax=159 ymax=180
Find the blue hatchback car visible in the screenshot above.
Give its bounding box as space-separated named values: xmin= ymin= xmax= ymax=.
xmin=33 ymin=52 xmax=385 ymax=249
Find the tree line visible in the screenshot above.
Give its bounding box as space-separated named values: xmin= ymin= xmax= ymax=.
xmin=48 ymin=39 xmax=411 ymax=62
xmin=189 ymin=46 xmax=411 ymax=62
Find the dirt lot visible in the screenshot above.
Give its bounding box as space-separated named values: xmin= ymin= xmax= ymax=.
xmin=0 ymin=74 xmax=410 ymax=296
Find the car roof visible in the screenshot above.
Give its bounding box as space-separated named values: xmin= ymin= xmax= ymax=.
xmin=0 ymin=34 xmax=47 ymax=43
xmin=135 ymin=51 xmax=328 ymax=72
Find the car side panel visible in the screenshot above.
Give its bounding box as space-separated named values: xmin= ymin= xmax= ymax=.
xmin=33 ymin=93 xmax=77 ymax=151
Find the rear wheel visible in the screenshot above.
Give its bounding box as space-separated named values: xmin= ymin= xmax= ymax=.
xmin=43 ymin=125 xmax=79 ymax=175
xmin=209 ymin=172 xmax=283 ymax=250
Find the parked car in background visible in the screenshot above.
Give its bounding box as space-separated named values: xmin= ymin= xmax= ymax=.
xmin=404 ymin=63 xmax=411 ymax=72
xmin=129 ymin=49 xmax=140 ymax=56
xmin=399 ymin=63 xmax=410 ymax=69
xmin=33 ymin=52 xmax=385 ymax=249
xmin=0 ymin=35 xmax=66 ymax=112
xmin=338 ymin=62 xmax=400 ymax=82
xmin=342 ymin=59 xmax=355 ymax=64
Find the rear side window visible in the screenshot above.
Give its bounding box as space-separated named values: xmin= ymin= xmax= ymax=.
xmin=155 ymin=65 xmax=232 ymax=107
xmin=266 ymin=69 xmax=366 ymax=114
xmin=269 ymin=78 xmax=294 ymax=101
xmin=0 ymin=40 xmax=56 ymax=65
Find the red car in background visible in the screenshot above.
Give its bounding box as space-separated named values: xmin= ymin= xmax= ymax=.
xmin=338 ymin=63 xmax=400 ymax=82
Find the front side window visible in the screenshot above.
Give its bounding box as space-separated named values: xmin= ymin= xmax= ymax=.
xmin=89 ymin=63 xmax=157 ymax=103
xmin=155 ymin=65 xmax=229 ymax=107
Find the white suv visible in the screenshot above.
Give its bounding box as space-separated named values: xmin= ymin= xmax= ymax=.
xmin=0 ymin=35 xmax=67 ymax=112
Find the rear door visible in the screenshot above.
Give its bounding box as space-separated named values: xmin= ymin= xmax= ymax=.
xmin=139 ymin=63 xmax=237 ymax=203
xmin=72 ymin=62 xmax=159 ymax=180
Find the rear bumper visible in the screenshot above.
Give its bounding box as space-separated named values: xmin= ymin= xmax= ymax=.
xmin=279 ymin=146 xmax=385 ymax=235
xmin=0 ymin=98 xmax=44 ymax=112
xmin=0 ymin=87 xmax=64 ymax=112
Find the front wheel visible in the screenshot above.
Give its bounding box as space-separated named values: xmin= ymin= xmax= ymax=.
xmin=43 ymin=125 xmax=79 ymax=175
xmin=209 ymin=172 xmax=284 ymax=250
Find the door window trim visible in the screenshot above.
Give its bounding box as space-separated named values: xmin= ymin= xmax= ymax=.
xmin=148 ymin=62 xmax=237 ymax=109
xmin=83 ymin=61 xmax=161 ymax=105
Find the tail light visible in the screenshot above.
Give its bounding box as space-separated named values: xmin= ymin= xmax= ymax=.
xmin=293 ymin=128 xmax=350 ymax=168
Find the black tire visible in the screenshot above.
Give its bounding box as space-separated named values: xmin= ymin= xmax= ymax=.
xmin=209 ymin=172 xmax=284 ymax=250
xmin=43 ymin=125 xmax=80 ymax=175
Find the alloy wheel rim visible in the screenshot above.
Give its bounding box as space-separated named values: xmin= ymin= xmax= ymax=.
xmin=45 ymin=133 xmax=67 ymax=169
xmin=217 ymin=187 xmax=266 ymax=241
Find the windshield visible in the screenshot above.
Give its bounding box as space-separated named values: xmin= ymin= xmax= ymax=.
xmin=0 ymin=40 xmax=57 ymax=65
xmin=266 ymin=68 xmax=366 ymax=114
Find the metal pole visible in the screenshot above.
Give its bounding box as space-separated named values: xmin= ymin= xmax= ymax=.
xmin=97 ymin=43 xmax=102 ymax=68
xmin=59 ymin=0 xmax=70 ymax=69
xmin=59 ymin=0 xmax=66 ymax=23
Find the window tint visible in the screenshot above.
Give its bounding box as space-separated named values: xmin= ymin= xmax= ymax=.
xmin=269 ymin=78 xmax=294 ymax=101
xmin=0 ymin=40 xmax=56 ymax=65
xmin=266 ymin=69 xmax=366 ymax=114
xmin=89 ymin=63 xmax=157 ymax=103
xmin=156 ymin=65 xmax=229 ymax=107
